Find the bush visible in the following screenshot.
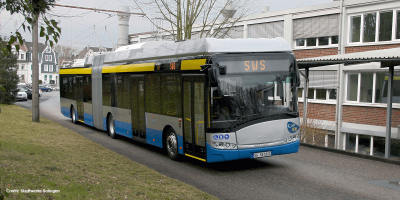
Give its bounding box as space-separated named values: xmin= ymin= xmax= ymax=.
xmin=0 ymin=37 xmax=19 ymax=104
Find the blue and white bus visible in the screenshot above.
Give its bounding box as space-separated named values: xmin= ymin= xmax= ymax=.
xmin=59 ymin=38 xmax=301 ymax=163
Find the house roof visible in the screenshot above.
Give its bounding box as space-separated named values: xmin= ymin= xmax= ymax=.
xmin=78 ymin=47 xmax=113 ymax=58
xmin=297 ymin=47 xmax=400 ymax=68
xmin=24 ymin=42 xmax=46 ymax=53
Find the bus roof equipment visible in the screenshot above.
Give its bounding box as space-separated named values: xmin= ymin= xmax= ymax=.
xmin=85 ymin=38 xmax=292 ymax=66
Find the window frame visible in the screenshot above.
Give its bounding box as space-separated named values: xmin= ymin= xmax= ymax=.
xmin=44 ymin=64 xmax=48 ymax=72
xmin=348 ymin=10 xmax=400 ymax=44
xmin=344 ymin=71 xmax=400 ymax=105
xmin=294 ymin=36 xmax=339 ymax=49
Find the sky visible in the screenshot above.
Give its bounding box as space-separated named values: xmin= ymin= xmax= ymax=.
xmin=0 ymin=0 xmax=334 ymax=50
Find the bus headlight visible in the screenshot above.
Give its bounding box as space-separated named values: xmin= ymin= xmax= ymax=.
xmin=208 ymin=142 xmax=238 ymax=150
xmin=284 ymin=135 xmax=299 ymax=144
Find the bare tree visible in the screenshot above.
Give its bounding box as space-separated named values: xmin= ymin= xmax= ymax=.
xmin=53 ymin=45 xmax=80 ymax=59
xmin=132 ymin=0 xmax=257 ymax=41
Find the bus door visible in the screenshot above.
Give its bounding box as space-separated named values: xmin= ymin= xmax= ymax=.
xmin=76 ymin=76 xmax=84 ymax=122
xmin=130 ymin=75 xmax=146 ymax=140
xmin=183 ymin=75 xmax=206 ymax=161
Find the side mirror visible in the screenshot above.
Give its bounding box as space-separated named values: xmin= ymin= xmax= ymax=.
xmin=219 ymin=65 xmax=227 ymax=75
xmin=209 ymin=65 xmax=219 ymax=87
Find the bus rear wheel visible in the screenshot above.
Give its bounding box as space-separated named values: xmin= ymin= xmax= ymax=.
xmin=108 ymin=114 xmax=118 ymax=139
xmin=166 ymin=128 xmax=179 ymax=160
xmin=71 ymin=106 xmax=77 ymax=124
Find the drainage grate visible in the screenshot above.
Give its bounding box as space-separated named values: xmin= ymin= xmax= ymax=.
xmin=367 ymin=179 xmax=400 ymax=191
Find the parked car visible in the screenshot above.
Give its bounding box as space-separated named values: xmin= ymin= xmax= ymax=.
xmin=18 ymin=86 xmax=42 ymax=98
xmin=51 ymin=85 xmax=59 ymax=91
xmin=39 ymin=85 xmax=51 ymax=92
xmin=15 ymin=88 xmax=28 ymax=101
xmin=22 ymin=87 xmax=32 ymax=99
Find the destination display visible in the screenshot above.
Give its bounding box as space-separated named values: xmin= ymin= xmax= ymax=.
xmin=216 ymin=53 xmax=293 ymax=74
xmin=155 ymin=61 xmax=181 ymax=71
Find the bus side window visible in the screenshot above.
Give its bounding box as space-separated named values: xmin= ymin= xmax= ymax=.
xmin=102 ymin=75 xmax=111 ymax=106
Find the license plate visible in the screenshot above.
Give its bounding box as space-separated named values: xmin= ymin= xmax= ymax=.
xmin=253 ymin=151 xmax=271 ymax=158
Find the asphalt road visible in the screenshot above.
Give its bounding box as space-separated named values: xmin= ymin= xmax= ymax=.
xmin=16 ymin=91 xmax=400 ymax=199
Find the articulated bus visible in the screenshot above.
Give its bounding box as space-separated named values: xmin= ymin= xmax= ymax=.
xmin=59 ymin=38 xmax=301 ymax=163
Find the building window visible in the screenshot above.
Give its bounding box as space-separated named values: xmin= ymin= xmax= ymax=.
xmin=308 ymin=88 xmax=315 ymax=99
xmin=295 ymin=36 xmax=338 ymax=47
xmin=350 ymin=15 xmax=361 ymax=42
xmin=331 ymin=36 xmax=339 ymax=44
xmin=20 ymin=54 xmax=24 ymax=60
xmin=315 ymin=89 xmax=327 ymax=100
xmin=21 ymin=64 xmax=24 ymax=70
xmin=318 ymin=37 xmax=329 ymax=46
xmin=296 ymin=39 xmax=305 ymax=46
xmin=397 ymin=10 xmax=400 ymax=39
xmin=44 ymin=75 xmax=47 ymax=81
xmin=44 ymin=64 xmax=48 ymax=71
xmin=21 ymin=75 xmax=25 ymax=81
xmin=45 ymin=55 xmax=48 ymax=61
xmin=328 ymin=89 xmax=337 ymax=100
xmin=347 ymin=74 xmax=359 ymax=101
xmin=350 ymin=10 xmax=400 ymax=43
xmin=50 ymin=75 xmax=52 ymax=80
xmin=49 ymin=65 xmax=53 ymax=72
xmin=346 ymin=71 xmax=400 ymax=104
xmin=375 ymin=72 xmax=400 ymax=103
xmin=363 ymin=13 xmax=376 ymax=43
xmin=298 ymin=88 xmax=303 ymax=98
xmin=49 ymin=55 xmax=52 ymax=61
xmin=306 ymin=38 xmax=317 ymax=46
xmin=379 ymin=11 xmax=393 ymax=41
xmin=360 ymin=73 xmax=373 ymax=103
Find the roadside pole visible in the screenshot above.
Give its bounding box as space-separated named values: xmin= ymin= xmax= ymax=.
xmin=32 ymin=15 xmax=39 ymax=122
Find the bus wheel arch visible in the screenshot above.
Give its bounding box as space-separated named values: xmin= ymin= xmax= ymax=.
xmin=163 ymin=126 xmax=179 ymax=160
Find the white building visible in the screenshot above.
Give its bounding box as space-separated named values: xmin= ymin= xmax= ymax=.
xmin=15 ymin=41 xmax=59 ymax=85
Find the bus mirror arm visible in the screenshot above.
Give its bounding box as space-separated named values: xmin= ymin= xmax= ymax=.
xmin=200 ymin=64 xmax=212 ymax=72
xmin=209 ymin=65 xmax=219 ymax=87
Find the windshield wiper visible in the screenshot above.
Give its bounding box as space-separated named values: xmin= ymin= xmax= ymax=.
xmin=284 ymin=112 xmax=299 ymax=117
xmin=224 ymin=114 xmax=263 ymax=132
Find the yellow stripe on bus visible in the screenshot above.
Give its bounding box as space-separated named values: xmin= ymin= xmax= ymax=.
xmin=102 ymin=63 xmax=155 ymax=73
xmin=59 ymin=68 xmax=92 ymax=74
xmin=185 ymin=154 xmax=206 ymax=162
xmin=181 ymin=59 xmax=206 ymax=70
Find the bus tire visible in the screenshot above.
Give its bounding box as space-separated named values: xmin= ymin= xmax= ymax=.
xmin=166 ymin=128 xmax=179 ymax=160
xmin=71 ymin=106 xmax=77 ymax=124
xmin=108 ymin=114 xmax=118 ymax=139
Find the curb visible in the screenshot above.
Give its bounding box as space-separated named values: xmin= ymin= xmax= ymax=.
xmin=300 ymin=143 xmax=400 ymax=166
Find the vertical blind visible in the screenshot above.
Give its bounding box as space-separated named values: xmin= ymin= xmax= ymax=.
xmin=247 ymin=21 xmax=284 ymax=38
xmin=299 ymin=70 xmax=338 ymax=89
xmin=293 ymin=14 xmax=339 ymax=39
xmin=214 ymin=26 xmax=244 ymax=39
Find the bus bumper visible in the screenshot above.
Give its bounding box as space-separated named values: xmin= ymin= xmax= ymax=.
xmin=206 ymin=140 xmax=300 ymax=163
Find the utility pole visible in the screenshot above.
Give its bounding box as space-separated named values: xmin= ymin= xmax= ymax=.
xmin=32 ymin=2 xmax=40 ymax=122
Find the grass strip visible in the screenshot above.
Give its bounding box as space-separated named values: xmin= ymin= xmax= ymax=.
xmin=0 ymin=104 xmax=216 ymax=199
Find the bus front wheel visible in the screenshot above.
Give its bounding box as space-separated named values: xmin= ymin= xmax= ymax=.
xmin=166 ymin=128 xmax=179 ymax=160
xmin=108 ymin=114 xmax=118 ymax=139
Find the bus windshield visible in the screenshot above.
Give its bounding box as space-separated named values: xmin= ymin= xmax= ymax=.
xmin=210 ymin=54 xmax=298 ymax=132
